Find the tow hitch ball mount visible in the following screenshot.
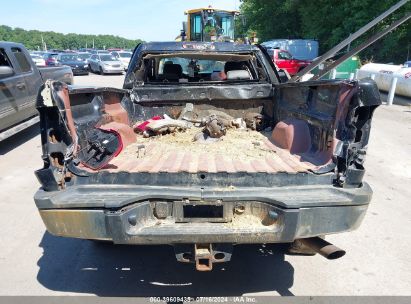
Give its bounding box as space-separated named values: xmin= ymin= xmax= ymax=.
xmin=174 ymin=243 xmax=233 ymax=271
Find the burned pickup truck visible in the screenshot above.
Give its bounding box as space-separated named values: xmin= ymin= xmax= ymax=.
xmin=34 ymin=41 xmax=380 ymax=270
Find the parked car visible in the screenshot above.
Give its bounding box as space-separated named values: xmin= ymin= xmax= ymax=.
xmin=107 ymin=48 xmax=122 ymax=52
xmin=266 ymin=48 xmax=311 ymax=76
xmin=77 ymin=52 xmax=91 ymax=64
xmin=262 ymin=39 xmax=319 ymax=61
xmin=30 ymin=53 xmax=46 ymax=66
xmin=88 ymin=53 xmax=123 ymax=74
xmin=90 ymin=50 xmax=110 ymax=54
xmin=42 ymin=52 xmax=59 ymax=66
xmin=0 ymin=41 xmax=73 ymax=141
xmin=78 ymin=48 xmax=95 ymax=53
xmin=56 ymin=53 xmax=89 ymax=75
xmin=404 ymin=61 xmax=411 ymax=68
xmin=111 ymin=51 xmax=132 ymax=70
xmin=34 ymin=41 xmax=381 ymax=271
xmin=31 ymin=51 xmax=46 ymax=56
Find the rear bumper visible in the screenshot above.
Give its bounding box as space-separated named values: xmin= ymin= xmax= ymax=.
xmin=72 ymin=68 xmax=88 ymax=75
xmin=35 ymin=183 xmax=372 ymax=244
xmin=102 ymin=66 xmax=123 ymax=73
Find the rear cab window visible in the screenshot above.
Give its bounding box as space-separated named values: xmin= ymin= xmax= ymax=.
xmin=141 ymin=52 xmax=268 ymax=84
xmin=11 ymin=47 xmax=32 ymax=73
xmin=0 ymin=48 xmax=13 ymax=68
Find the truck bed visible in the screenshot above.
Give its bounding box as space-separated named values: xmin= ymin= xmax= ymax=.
xmin=38 ymin=66 xmax=73 ymax=85
xmin=79 ymin=127 xmax=317 ymax=174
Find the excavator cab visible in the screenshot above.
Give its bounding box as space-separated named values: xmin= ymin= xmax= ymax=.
xmin=179 ymin=6 xmax=239 ymax=42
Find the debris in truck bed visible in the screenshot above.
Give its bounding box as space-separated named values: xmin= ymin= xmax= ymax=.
xmin=85 ymin=123 xmax=318 ymax=174
xmin=201 ymin=114 xmax=227 ymax=140
xmin=145 ymin=117 xmax=192 ymax=135
xmin=193 ymin=131 xmax=221 ymax=143
xmin=134 ymin=115 xmax=192 ymax=137
xmin=133 ymin=116 xmax=162 ymax=133
xmin=125 ymin=127 xmax=276 ymax=161
xmin=244 ymin=112 xmax=265 ymax=130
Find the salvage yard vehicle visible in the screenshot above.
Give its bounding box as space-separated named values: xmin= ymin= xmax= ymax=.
xmin=111 ymin=51 xmax=132 ymax=70
xmin=0 ymin=41 xmax=73 ymax=141
xmin=34 ymin=41 xmax=381 ymax=271
xmin=266 ymin=48 xmax=311 ymax=76
xmin=29 ymin=53 xmax=46 ymax=67
xmin=77 ymin=52 xmax=91 ymax=64
xmin=42 ymin=52 xmax=59 ymax=66
xmin=262 ymin=39 xmax=319 ymax=61
xmin=88 ymin=53 xmax=123 ymax=74
xmin=56 ymin=53 xmax=89 ymax=76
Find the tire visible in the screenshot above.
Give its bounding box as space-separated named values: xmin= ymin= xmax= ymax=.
xmin=88 ymin=64 xmax=93 ymax=73
xmin=99 ymin=66 xmax=104 ymax=75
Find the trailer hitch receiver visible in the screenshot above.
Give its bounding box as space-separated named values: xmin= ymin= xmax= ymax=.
xmin=195 ymin=243 xmax=213 ymax=271
xmin=174 ymin=243 xmax=233 ymax=271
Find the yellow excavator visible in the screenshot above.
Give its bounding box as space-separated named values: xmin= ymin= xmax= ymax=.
xmin=177 ymin=6 xmax=240 ymax=42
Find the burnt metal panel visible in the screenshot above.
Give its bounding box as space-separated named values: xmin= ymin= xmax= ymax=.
xmin=34 ymin=181 xmax=372 ymax=210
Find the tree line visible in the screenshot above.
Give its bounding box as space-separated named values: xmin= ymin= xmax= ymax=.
xmin=237 ymin=0 xmax=411 ymax=64
xmin=0 ymin=25 xmax=143 ymax=51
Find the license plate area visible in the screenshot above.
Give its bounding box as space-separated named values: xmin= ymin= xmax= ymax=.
xmin=174 ymin=200 xmax=232 ymax=223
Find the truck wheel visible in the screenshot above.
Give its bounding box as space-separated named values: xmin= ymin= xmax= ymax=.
xmin=99 ymin=67 xmax=104 ymax=75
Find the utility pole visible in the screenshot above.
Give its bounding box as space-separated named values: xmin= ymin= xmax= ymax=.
xmin=41 ymin=34 xmax=47 ymax=51
xmin=92 ymin=39 xmax=95 ymax=49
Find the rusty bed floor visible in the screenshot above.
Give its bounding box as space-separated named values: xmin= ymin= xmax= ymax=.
xmin=80 ymin=128 xmax=318 ymax=174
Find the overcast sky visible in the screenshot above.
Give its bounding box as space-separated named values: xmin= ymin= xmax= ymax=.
xmin=2 ymin=0 xmax=239 ymax=41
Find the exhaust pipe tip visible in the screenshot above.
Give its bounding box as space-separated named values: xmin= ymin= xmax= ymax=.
xmin=323 ymin=245 xmax=346 ymax=260
xmin=300 ymin=237 xmax=346 ymax=260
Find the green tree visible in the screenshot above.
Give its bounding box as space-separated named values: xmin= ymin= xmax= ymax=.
xmin=239 ymin=0 xmax=411 ymax=63
xmin=0 ymin=25 xmax=143 ymax=51
xmin=240 ymin=0 xmax=301 ymax=41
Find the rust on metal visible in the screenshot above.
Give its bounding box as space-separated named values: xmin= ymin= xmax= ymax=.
xmin=204 ymin=114 xmax=227 ymax=138
xmin=57 ymin=84 xmax=79 ymax=156
xmin=194 ymin=244 xmax=213 ymax=271
xmin=39 ymin=209 xmax=110 ymax=240
xmin=244 ymin=112 xmax=264 ymax=130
